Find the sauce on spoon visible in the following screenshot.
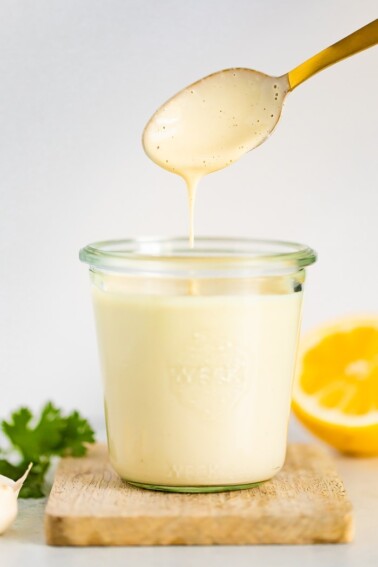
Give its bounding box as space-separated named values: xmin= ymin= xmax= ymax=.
xmin=143 ymin=69 xmax=289 ymax=246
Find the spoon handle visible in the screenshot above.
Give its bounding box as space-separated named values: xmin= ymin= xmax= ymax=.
xmin=287 ymin=19 xmax=378 ymax=91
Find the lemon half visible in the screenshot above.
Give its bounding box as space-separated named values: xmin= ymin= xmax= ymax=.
xmin=292 ymin=316 xmax=378 ymax=456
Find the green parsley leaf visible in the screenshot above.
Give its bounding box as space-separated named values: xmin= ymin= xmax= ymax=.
xmin=59 ymin=410 xmax=96 ymax=457
xmin=0 ymin=402 xmax=95 ymax=498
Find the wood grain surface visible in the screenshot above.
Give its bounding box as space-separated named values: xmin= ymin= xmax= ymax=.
xmin=44 ymin=443 xmax=354 ymax=546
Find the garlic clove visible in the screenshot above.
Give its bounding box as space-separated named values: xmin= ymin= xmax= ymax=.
xmin=0 ymin=463 xmax=33 ymax=535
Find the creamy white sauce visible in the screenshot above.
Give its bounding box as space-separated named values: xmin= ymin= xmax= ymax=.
xmin=143 ymin=69 xmax=289 ymax=245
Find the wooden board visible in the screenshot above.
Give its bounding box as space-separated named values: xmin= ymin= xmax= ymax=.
xmin=45 ymin=443 xmax=353 ymax=546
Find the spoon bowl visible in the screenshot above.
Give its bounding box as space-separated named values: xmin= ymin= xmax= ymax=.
xmin=143 ymin=69 xmax=289 ymax=180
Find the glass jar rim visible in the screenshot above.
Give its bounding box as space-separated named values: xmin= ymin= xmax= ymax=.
xmin=79 ymin=236 xmax=316 ymax=277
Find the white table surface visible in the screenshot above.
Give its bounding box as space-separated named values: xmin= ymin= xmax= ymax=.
xmin=1 ymin=421 xmax=378 ymax=567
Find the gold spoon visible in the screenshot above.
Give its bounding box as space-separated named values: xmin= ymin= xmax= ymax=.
xmin=143 ymin=20 xmax=378 ymax=177
xmin=287 ymin=19 xmax=377 ymax=91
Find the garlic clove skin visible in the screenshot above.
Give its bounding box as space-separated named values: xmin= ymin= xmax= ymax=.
xmin=0 ymin=463 xmax=32 ymax=535
xmin=12 ymin=462 xmax=33 ymax=496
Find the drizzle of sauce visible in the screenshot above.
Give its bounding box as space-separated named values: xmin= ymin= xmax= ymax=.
xmin=143 ymin=68 xmax=289 ymax=247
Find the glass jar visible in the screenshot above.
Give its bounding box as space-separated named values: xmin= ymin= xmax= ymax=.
xmin=79 ymin=237 xmax=316 ymax=492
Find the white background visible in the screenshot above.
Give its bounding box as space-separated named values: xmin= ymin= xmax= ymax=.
xmin=1 ymin=0 xmax=377 ymax=422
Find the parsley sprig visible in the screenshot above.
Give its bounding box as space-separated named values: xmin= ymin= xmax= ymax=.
xmin=0 ymin=402 xmax=95 ymax=498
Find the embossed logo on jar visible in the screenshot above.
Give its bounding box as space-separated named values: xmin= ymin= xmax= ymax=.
xmin=168 ymin=331 xmax=249 ymax=419
xmin=167 ymin=462 xmax=221 ymax=480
